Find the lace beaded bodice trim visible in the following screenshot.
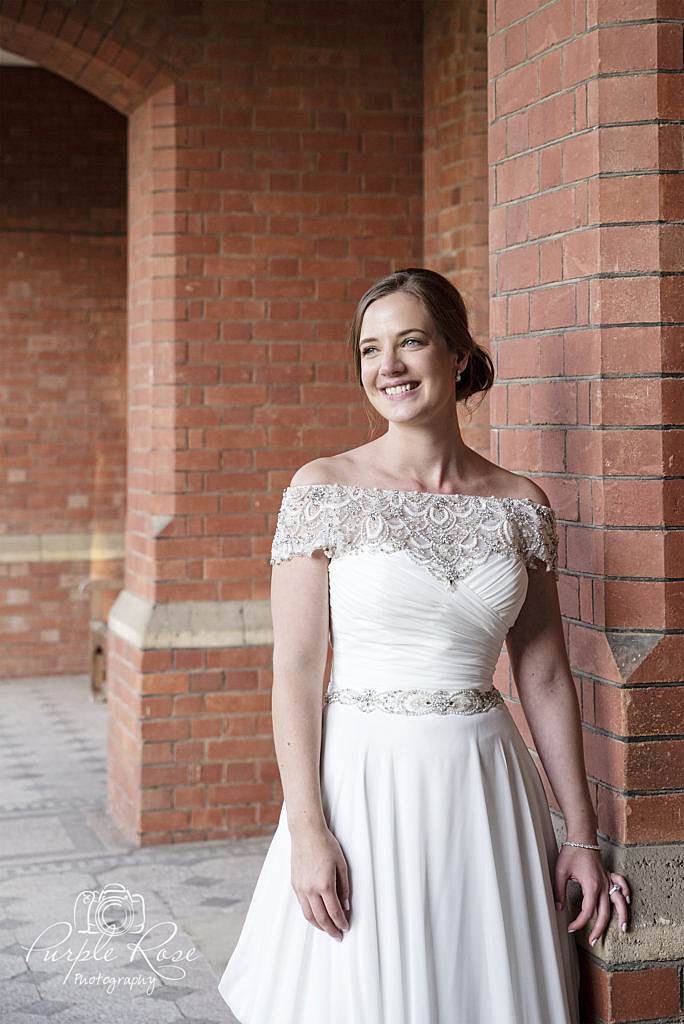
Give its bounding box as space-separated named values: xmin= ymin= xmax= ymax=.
xmin=269 ymin=483 xmax=559 ymax=589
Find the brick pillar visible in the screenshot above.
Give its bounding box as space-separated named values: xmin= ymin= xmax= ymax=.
xmin=424 ymin=0 xmax=491 ymax=456
xmin=103 ymin=3 xmax=424 ymax=846
xmin=488 ymin=1 xmax=684 ymax=1020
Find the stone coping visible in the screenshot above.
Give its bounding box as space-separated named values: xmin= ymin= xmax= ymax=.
xmin=108 ymin=589 xmax=274 ymax=649
xmin=0 ymin=531 xmax=124 ymax=562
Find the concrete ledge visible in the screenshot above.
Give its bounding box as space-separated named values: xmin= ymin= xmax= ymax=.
xmin=0 ymin=531 xmax=124 ymax=562
xmin=108 ymin=589 xmax=274 ymax=649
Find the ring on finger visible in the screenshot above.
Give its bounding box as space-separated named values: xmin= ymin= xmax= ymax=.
xmin=608 ymin=883 xmax=621 ymax=895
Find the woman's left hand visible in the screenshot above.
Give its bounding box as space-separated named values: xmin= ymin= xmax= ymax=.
xmin=554 ymin=845 xmax=631 ymax=946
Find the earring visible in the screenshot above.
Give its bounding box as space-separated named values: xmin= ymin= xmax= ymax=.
xmin=455 ymin=370 xmax=462 ymax=382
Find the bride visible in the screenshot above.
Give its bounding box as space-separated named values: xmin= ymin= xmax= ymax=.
xmin=218 ymin=266 xmax=631 ymax=1024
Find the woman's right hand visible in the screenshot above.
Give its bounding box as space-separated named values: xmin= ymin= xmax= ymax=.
xmin=290 ymin=825 xmax=351 ymax=942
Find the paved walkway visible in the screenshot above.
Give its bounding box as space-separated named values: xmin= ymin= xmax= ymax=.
xmin=0 ymin=675 xmax=272 ymax=1023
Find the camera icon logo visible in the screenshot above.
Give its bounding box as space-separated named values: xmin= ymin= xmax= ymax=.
xmin=73 ymin=882 xmax=146 ymax=936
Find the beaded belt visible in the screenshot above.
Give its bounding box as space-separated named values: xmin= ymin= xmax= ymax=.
xmin=323 ymin=685 xmax=504 ymax=716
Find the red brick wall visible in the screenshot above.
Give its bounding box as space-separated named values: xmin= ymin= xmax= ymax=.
xmin=0 ymin=68 xmax=126 ymax=677
xmin=424 ymin=0 xmax=491 ymax=456
xmin=487 ymin=2 xmax=684 ymax=1020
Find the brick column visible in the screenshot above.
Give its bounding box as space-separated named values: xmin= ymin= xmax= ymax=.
xmin=103 ymin=4 xmax=424 ymax=846
xmin=488 ymin=1 xmax=684 ymax=1020
xmin=424 ymin=0 xmax=491 ymax=455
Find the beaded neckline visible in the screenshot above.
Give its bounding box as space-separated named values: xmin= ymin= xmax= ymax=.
xmin=285 ymin=481 xmax=550 ymax=513
xmin=272 ymin=481 xmax=559 ymax=585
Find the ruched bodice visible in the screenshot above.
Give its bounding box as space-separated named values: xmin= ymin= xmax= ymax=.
xmin=328 ymin=549 xmax=529 ymax=691
xmin=270 ymin=483 xmax=559 ymax=693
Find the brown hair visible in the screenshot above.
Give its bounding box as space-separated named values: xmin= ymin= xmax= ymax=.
xmin=347 ymin=267 xmax=494 ymax=414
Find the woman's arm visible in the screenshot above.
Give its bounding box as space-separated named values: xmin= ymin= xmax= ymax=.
xmin=505 ymin=491 xmax=630 ymax=945
xmin=504 ymin=561 xmax=597 ymax=841
xmin=271 ymin=545 xmax=330 ymax=837
xmin=269 ymin=461 xmax=352 ymax=942
xmin=270 ymin=465 xmax=332 ymax=838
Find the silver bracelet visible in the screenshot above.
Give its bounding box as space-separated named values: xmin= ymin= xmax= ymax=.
xmin=561 ymin=839 xmax=600 ymax=851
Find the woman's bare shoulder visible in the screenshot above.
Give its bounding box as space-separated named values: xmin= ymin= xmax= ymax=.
xmin=287 ymin=444 xmax=379 ymax=488
xmin=498 ymin=469 xmax=551 ymax=507
xmin=517 ymin=478 xmax=552 ymax=508
xmin=469 ymin=457 xmax=552 ymax=507
xmin=287 ymin=457 xmax=340 ymax=488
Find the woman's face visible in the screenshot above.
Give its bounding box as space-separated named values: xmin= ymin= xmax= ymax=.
xmin=358 ymin=291 xmax=465 ymax=422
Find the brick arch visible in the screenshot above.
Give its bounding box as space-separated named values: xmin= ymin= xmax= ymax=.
xmin=0 ymin=0 xmax=180 ymax=113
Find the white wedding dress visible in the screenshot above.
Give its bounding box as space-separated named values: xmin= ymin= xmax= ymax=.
xmin=218 ymin=483 xmax=581 ymax=1024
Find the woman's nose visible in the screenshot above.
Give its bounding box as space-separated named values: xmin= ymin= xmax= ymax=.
xmin=379 ymin=353 xmax=406 ymax=374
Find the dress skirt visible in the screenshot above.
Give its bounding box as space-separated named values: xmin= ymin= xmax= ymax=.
xmin=218 ymin=697 xmax=581 ymax=1024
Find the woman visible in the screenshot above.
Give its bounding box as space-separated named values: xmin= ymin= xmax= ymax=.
xmin=218 ymin=267 xmax=631 ymax=1023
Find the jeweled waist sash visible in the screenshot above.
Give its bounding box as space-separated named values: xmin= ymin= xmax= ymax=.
xmin=323 ymin=685 xmax=504 ymax=716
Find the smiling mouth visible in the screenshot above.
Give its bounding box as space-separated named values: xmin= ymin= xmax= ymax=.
xmin=381 ymin=381 xmax=421 ymax=395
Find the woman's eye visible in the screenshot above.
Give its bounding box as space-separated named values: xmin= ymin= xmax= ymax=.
xmin=361 ymin=338 xmax=422 ymax=357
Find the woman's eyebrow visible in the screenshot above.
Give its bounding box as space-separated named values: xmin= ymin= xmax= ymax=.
xmin=360 ymin=328 xmax=428 ymax=345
